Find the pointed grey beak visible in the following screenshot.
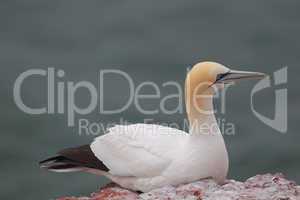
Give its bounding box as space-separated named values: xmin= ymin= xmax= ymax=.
xmin=215 ymin=70 xmax=267 ymax=84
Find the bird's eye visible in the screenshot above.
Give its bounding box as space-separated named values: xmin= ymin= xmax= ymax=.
xmin=216 ymin=72 xmax=230 ymax=82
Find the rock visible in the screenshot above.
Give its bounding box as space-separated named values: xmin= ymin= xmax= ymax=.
xmin=57 ymin=183 xmax=139 ymax=200
xmin=57 ymin=173 xmax=300 ymax=200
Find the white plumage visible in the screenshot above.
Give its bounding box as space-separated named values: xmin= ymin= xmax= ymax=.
xmin=92 ymin=124 xmax=185 ymax=177
xmin=90 ymin=123 xmax=228 ymax=192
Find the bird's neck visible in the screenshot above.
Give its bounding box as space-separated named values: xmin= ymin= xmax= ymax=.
xmin=186 ymin=95 xmax=220 ymax=135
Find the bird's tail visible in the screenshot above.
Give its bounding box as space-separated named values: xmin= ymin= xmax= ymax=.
xmin=39 ymin=156 xmax=84 ymax=172
xmin=39 ymin=145 xmax=109 ymax=173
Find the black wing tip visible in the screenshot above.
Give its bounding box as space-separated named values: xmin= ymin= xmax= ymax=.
xmin=38 ymin=155 xmax=82 ymax=172
xmin=39 ymin=156 xmax=59 ymax=164
xmin=39 ymin=144 xmax=109 ymax=172
xmin=39 ymin=155 xmax=62 ymax=169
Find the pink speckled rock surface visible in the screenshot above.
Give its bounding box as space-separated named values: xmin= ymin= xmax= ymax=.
xmin=57 ymin=173 xmax=300 ymax=200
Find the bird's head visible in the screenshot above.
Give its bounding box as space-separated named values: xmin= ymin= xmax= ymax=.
xmin=185 ymin=61 xmax=267 ymax=96
xmin=185 ymin=61 xmax=267 ymax=119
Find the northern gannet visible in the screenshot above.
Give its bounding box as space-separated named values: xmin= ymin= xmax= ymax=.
xmin=40 ymin=62 xmax=266 ymax=192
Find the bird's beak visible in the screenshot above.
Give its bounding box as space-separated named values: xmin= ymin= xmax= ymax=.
xmin=215 ymin=70 xmax=267 ymax=84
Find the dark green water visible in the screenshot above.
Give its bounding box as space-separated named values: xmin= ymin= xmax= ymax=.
xmin=0 ymin=1 xmax=299 ymax=199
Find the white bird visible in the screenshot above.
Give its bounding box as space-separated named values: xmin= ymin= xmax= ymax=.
xmin=40 ymin=61 xmax=266 ymax=192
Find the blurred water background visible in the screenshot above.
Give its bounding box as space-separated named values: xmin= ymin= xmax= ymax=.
xmin=0 ymin=1 xmax=299 ymax=199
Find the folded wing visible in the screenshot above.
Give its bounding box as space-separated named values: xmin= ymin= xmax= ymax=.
xmin=90 ymin=124 xmax=187 ymax=177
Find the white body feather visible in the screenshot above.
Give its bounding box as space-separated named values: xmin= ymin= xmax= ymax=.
xmin=90 ymin=123 xmax=228 ymax=192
